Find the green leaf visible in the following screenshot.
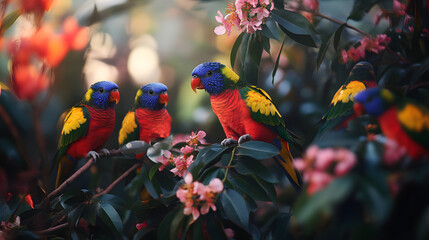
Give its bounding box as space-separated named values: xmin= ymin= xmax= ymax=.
xmin=149 ymin=163 xmax=162 ymax=180
xmin=252 ymin=175 xmax=277 ymax=203
xmin=169 ymin=208 xmax=187 ymax=240
xmin=231 ymin=32 xmax=244 ymax=68
xmin=68 ymin=205 xmax=85 ymax=228
xmin=204 ymin=213 xmax=228 ymax=240
xmin=270 ymin=213 xmax=291 ymax=240
xmin=348 ymin=0 xmax=379 ymax=20
xmin=235 ymin=156 xmax=278 ymax=183
xmin=333 ymin=24 xmax=346 ymax=52
xmin=249 ymin=34 xmax=263 ymax=65
xmin=83 ymin=202 xmax=99 ymax=226
xmin=220 ymin=189 xmax=249 ymax=230
xmin=99 ymin=202 xmax=123 ymax=234
xmin=261 ymin=19 xmax=279 ymax=41
xmin=316 ymin=35 xmax=333 ymax=71
xmin=141 ymin=164 xmax=161 ymax=199
xmin=272 ymin=36 xmax=286 ymax=84
xmin=236 ymin=141 xmax=279 ymax=160
xmin=1 ymin=11 xmax=20 ymax=32
xmin=120 ymin=140 xmax=150 ymax=158
xmin=261 ymin=35 xmax=271 ymax=55
xmin=188 ymin=144 xmax=229 ymax=176
xmin=147 ymin=136 xmax=173 ymax=162
xmin=271 ymin=9 xmax=319 ymax=47
xmin=294 ymin=176 xmax=355 ymax=230
xmin=228 ymin=174 xmax=271 ymax=201
xmin=157 ymin=206 xmax=181 ymax=240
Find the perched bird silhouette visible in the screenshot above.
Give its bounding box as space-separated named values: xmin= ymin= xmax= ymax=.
xmin=354 ymin=88 xmax=429 ymax=159
xmin=118 ymin=83 xmax=171 ymax=146
xmin=55 ymin=81 xmax=120 ymax=187
xmin=315 ymin=61 xmax=377 ymax=139
xmin=191 ymin=62 xmax=302 ymax=190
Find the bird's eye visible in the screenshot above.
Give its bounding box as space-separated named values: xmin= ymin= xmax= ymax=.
xmin=192 ymin=75 xmax=198 ymax=78
xmin=97 ymin=88 xmax=104 ymax=93
xmin=149 ymin=90 xmax=155 ymax=95
xmin=207 ymin=71 xmax=213 ymax=76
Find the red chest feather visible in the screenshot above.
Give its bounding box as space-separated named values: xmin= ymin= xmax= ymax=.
xmin=210 ymin=89 xmax=277 ymax=142
xmin=378 ymin=107 xmax=429 ymax=159
xmin=136 ymin=108 xmax=171 ymax=143
xmin=67 ymin=106 xmax=115 ymax=158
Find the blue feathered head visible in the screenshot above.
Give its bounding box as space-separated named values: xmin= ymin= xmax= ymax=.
xmin=191 ymin=62 xmax=245 ymax=95
xmin=83 ymin=81 xmax=120 ymax=109
xmin=135 ymin=83 xmax=168 ymax=110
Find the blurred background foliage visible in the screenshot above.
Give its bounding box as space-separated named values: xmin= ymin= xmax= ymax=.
xmin=0 ymin=0 xmax=429 ymax=239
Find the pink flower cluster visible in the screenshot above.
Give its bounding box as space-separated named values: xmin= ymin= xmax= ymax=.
xmin=341 ymin=34 xmax=391 ymax=63
xmin=285 ymin=0 xmax=319 ymax=22
xmin=135 ymin=221 xmax=147 ymax=231
xmin=176 ymin=173 xmax=224 ymax=220
xmin=214 ymin=0 xmax=274 ymax=36
xmin=295 ymin=146 xmax=357 ymax=195
xmin=374 ymin=0 xmax=412 ymax=27
xmin=156 ymin=131 xmax=206 ymax=177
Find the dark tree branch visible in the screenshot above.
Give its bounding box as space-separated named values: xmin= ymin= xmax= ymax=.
xmin=92 ymin=162 xmax=141 ymax=199
xmin=36 ymin=222 xmax=68 ymax=235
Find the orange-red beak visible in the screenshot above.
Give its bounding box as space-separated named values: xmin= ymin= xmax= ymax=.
xmin=109 ymin=89 xmax=120 ymax=104
xmin=191 ymin=77 xmax=204 ymax=93
xmin=353 ymin=102 xmax=365 ymax=116
xmin=159 ymin=92 xmax=169 ymax=106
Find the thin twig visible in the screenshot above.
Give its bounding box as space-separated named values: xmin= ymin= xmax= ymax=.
xmin=36 ymin=222 xmax=68 ymax=235
xmin=92 ymin=163 xmax=141 ymax=199
xmin=222 ymin=147 xmax=237 ymax=183
xmin=43 ymin=157 xmax=95 ymax=204
xmin=312 ymin=12 xmax=372 ymax=38
xmin=42 ymin=149 xmax=122 ymax=205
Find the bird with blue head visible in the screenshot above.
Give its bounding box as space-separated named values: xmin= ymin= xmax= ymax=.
xmin=55 ymin=80 xmax=120 ymax=187
xmin=354 ymin=87 xmax=429 ymax=159
xmin=191 ymin=62 xmax=302 ymax=190
xmin=118 ymin=82 xmax=171 ymax=146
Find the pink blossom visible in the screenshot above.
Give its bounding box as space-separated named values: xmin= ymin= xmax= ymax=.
xmin=303 ymin=0 xmax=319 ymax=11
xmin=393 ymin=0 xmax=406 ymax=15
xmin=224 ymin=228 xmax=235 ymax=239
xmin=209 ymin=178 xmax=224 ymax=192
xmin=294 ymin=158 xmax=306 ymax=171
xmin=215 ymin=0 xmax=273 ymax=35
xmin=170 ymin=155 xmax=194 ymax=177
xmin=241 ymin=18 xmax=263 ymax=34
xmin=251 ymin=7 xmax=270 ymax=21
xmin=334 ymin=149 xmax=357 ymax=176
xmin=383 ymin=138 xmax=407 ymax=165
xmin=181 ymin=145 xmax=194 ymax=155
xmin=314 ymin=148 xmax=336 ymax=170
xmin=136 ymin=221 xmax=147 ymax=231
xmin=215 ymin=11 xmax=233 ymax=36
xmin=176 ymin=173 xmax=223 ymax=220
xmin=341 ymin=50 xmax=349 ymax=64
xmin=186 ymin=130 xmax=206 ymax=146
xmin=307 ymin=171 xmax=334 ymax=195
xmin=157 ymin=150 xmax=173 ymax=171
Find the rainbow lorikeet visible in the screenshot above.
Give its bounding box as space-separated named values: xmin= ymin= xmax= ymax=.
xmin=191 ymin=62 xmax=302 ymax=190
xmin=55 ymin=81 xmax=120 ymax=187
xmin=118 ymin=83 xmax=171 ymax=146
xmin=354 ymin=88 xmax=429 ymax=159
xmin=315 ymin=61 xmax=377 ymax=139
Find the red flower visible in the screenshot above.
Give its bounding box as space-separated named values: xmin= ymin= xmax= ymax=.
xmin=136 ymin=221 xmax=147 ymax=231
xmin=18 ymin=0 xmax=53 ymax=13
xmin=24 ymin=194 xmax=34 ymax=209
xmin=11 ymin=63 xmax=49 ymax=100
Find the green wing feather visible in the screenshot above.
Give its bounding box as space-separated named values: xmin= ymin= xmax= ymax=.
xmin=397 ymin=101 xmax=429 ymax=149
xmin=316 ymin=61 xmax=377 ymax=139
xmin=240 ymin=85 xmax=297 ymax=144
xmin=118 ymin=111 xmax=140 ymax=146
xmin=56 ymin=105 xmax=90 ymax=161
